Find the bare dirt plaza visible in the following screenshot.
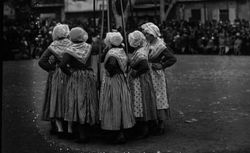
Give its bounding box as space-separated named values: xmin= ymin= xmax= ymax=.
xmin=2 ymin=55 xmax=250 ymax=153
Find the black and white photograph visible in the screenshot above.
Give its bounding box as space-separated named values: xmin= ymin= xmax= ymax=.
xmin=2 ymin=0 xmax=250 ymax=153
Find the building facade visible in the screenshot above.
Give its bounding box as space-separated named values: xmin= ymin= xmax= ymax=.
xmin=29 ymin=0 xmax=250 ymax=23
xmin=32 ymin=0 xmax=65 ymax=21
xmin=174 ymin=0 xmax=250 ymax=23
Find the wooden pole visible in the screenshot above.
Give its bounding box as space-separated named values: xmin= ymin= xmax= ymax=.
xmin=93 ymin=0 xmax=96 ymax=32
xmin=119 ymin=0 xmax=128 ymax=54
xmin=97 ymin=0 xmax=105 ymax=90
xmin=129 ymin=0 xmax=134 ymax=20
xmin=107 ymin=0 xmax=111 ymax=32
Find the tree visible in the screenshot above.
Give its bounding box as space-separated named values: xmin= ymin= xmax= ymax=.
xmin=160 ymin=0 xmax=177 ymax=23
xmin=111 ymin=0 xmax=137 ymax=29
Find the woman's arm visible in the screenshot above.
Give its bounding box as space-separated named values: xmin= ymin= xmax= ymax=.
xmin=38 ymin=48 xmax=56 ymax=72
xmin=105 ymin=56 xmax=121 ymax=77
xmin=101 ymin=46 xmax=110 ymax=62
xmin=58 ymin=53 xmax=72 ymax=76
xmin=160 ymin=47 xmax=177 ymax=69
xmin=131 ymin=59 xmax=149 ymax=77
xmin=152 ymin=46 xmax=177 ymax=70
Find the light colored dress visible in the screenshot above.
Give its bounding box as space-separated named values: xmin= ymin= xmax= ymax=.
xmin=129 ymin=47 xmax=157 ymax=121
xmin=146 ymin=38 xmax=175 ymax=120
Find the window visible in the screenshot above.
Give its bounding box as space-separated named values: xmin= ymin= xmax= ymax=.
xmin=191 ymin=9 xmax=201 ymax=22
xmin=220 ymin=9 xmax=229 ymax=21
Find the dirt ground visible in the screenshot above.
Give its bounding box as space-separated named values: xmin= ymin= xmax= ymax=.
xmin=2 ymin=55 xmax=250 ymax=153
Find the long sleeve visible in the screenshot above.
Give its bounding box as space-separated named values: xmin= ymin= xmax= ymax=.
xmin=38 ymin=48 xmax=56 ymax=72
xmin=58 ymin=53 xmax=72 ymax=76
xmin=160 ymin=47 xmax=177 ymax=69
xmin=105 ymin=56 xmax=122 ymax=77
xmin=101 ymin=47 xmax=110 ymax=62
xmin=131 ymin=59 xmax=149 ymax=77
xmin=91 ymin=38 xmax=105 ymax=55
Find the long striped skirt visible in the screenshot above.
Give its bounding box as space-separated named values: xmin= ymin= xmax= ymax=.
xmin=129 ymin=71 xmax=157 ymax=121
xmin=64 ymin=70 xmax=99 ymax=125
xmin=49 ymin=68 xmax=68 ymax=119
xmin=99 ymin=73 xmax=135 ymax=130
xmin=41 ymin=71 xmax=54 ymax=121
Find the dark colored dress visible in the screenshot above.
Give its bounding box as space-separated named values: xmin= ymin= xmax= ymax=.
xmin=38 ymin=38 xmax=71 ymax=120
xmin=129 ymin=47 xmax=157 ymax=121
xmin=59 ymin=42 xmax=99 ymax=125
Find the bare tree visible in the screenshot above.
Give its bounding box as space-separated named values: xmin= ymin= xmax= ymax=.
xmin=111 ymin=0 xmax=137 ymax=29
xmin=160 ymin=0 xmax=177 ymax=23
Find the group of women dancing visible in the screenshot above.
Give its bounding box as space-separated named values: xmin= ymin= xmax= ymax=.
xmin=38 ymin=22 xmax=177 ymax=144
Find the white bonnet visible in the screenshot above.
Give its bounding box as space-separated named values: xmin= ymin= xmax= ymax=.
xmin=141 ymin=22 xmax=161 ymax=38
xmin=128 ymin=30 xmax=146 ymax=48
xmin=104 ymin=32 xmax=123 ymax=47
xmin=69 ymin=27 xmax=88 ymax=42
xmin=52 ymin=23 xmax=70 ymax=40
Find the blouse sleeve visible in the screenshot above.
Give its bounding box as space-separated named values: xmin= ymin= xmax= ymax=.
xmin=101 ymin=47 xmax=109 ymax=62
xmin=132 ymin=59 xmax=149 ymax=77
xmin=160 ymin=46 xmax=177 ymax=69
xmin=58 ymin=53 xmax=72 ymax=76
xmin=38 ymin=48 xmax=56 ymax=72
xmin=105 ymin=56 xmax=122 ymax=77
xmin=91 ymin=39 xmax=104 ymax=55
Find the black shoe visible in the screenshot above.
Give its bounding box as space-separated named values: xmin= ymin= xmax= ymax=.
xmin=65 ymin=132 xmax=75 ymax=140
xmin=57 ymin=131 xmax=66 ymax=139
xmin=75 ymin=137 xmax=89 ymax=144
xmin=113 ymin=133 xmax=126 ymax=144
xmin=136 ymin=128 xmax=149 ymax=139
xmin=155 ymin=127 xmax=165 ymax=136
xmin=49 ymin=129 xmax=58 ymax=135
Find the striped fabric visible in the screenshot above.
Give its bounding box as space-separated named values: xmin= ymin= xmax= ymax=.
xmin=49 ymin=68 xmax=68 ymax=119
xmin=100 ymin=73 xmax=135 ymax=130
xmin=64 ymin=70 xmax=99 ymax=125
xmin=41 ymin=71 xmax=54 ymax=121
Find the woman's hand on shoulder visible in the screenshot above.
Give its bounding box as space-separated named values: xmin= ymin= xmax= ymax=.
xmin=152 ymin=63 xmax=162 ymax=70
xmin=130 ymin=70 xmax=137 ymax=78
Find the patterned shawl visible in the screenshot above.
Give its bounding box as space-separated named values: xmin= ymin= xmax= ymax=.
xmin=104 ymin=48 xmax=128 ymax=73
xmin=65 ymin=42 xmax=92 ymax=64
xmin=147 ymin=38 xmax=166 ymax=61
xmin=48 ymin=38 xmax=72 ymax=60
xmin=130 ymin=46 xmax=148 ymax=67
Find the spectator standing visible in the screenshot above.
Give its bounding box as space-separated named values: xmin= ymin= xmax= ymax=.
xmin=234 ymin=33 xmax=243 ymax=55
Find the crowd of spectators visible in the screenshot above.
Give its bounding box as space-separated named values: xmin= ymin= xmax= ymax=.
xmin=3 ymin=16 xmax=250 ymax=60
xmin=159 ymin=19 xmax=250 ymax=55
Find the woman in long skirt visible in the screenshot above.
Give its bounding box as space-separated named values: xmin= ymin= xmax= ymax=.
xmin=128 ymin=30 xmax=157 ymax=138
xmin=99 ymin=32 xmax=135 ymax=144
xmin=39 ymin=23 xmax=71 ymax=138
xmin=59 ymin=27 xmax=99 ymax=143
xmin=141 ymin=22 xmax=177 ymax=134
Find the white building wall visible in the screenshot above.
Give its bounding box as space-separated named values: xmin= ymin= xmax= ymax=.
xmin=176 ymin=0 xmax=249 ymax=23
xmin=64 ymin=0 xmax=107 ymax=12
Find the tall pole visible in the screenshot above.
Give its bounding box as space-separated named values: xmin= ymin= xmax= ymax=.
xmin=97 ymin=0 xmax=105 ymax=91
xmin=129 ymin=0 xmax=134 ymax=23
xmin=227 ymin=0 xmax=229 ymax=22
xmin=93 ymin=0 xmax=96 ymax=32
xmin=107 ymin=0 xmax=111 ymax=32
xmin=203 ymin=1 xmax=206 ymax=23
xmin=160 ymin=0 xmax=165 ymax=24
xmin=153 ymin=0 xmax=157 ymax=22
xmin=120 ymin=0 xmax=128 ymax=54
